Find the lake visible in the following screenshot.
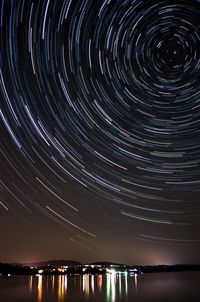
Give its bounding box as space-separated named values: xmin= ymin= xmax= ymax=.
xmin=0 ymin=271 xmax=200 ymax=302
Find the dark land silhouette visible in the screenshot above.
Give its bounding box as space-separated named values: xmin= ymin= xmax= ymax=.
xmin=0 ymin=261 xmax=200 ymax=276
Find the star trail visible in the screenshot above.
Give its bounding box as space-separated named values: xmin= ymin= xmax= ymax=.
xmin=0 ymin=0 xmax=200 ymax=265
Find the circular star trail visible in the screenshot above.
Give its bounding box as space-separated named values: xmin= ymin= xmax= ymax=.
xmin=0 ymin=0 xmax=200 ymax=262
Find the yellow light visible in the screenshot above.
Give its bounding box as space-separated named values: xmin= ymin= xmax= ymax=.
xmin=37 ymin=276 xmax=43 ymax=302
xmin=58 ymin=275 xmax=68 ymax=301
xmin=97 ymin=275 xmax=102 ymax=291
xmin=29 ymin=276 xmax=33 ymax=292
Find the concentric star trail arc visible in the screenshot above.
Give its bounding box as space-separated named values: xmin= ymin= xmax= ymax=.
xmin=0 ymin=0 xmax=200 ymax=263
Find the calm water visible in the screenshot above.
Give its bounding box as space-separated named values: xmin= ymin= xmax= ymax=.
xmin=0 ymin=272 xmax=200 ymax=302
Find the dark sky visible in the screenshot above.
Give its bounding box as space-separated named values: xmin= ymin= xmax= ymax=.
xmin=0 ymin=0 xmax=200 ymax=265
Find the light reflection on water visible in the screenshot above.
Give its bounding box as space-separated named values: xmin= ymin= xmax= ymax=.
xmin=29 ymin=275 xmax=33 ymax=292
xmin=37 ymin=275 xmax=68 ymax=302
xmin=34 ymin=273 xmax=137 ymax=302
xmin=37 ymin=275 xmax=42 ymax=302
xmin=105 ymin=272 xmax=130 ymax=302
xmin=1 ymin=272 xmax=200 ymax=302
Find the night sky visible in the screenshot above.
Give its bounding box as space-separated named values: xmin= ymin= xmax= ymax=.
xmin=0 ymin=0 xmax=200 ymax=265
